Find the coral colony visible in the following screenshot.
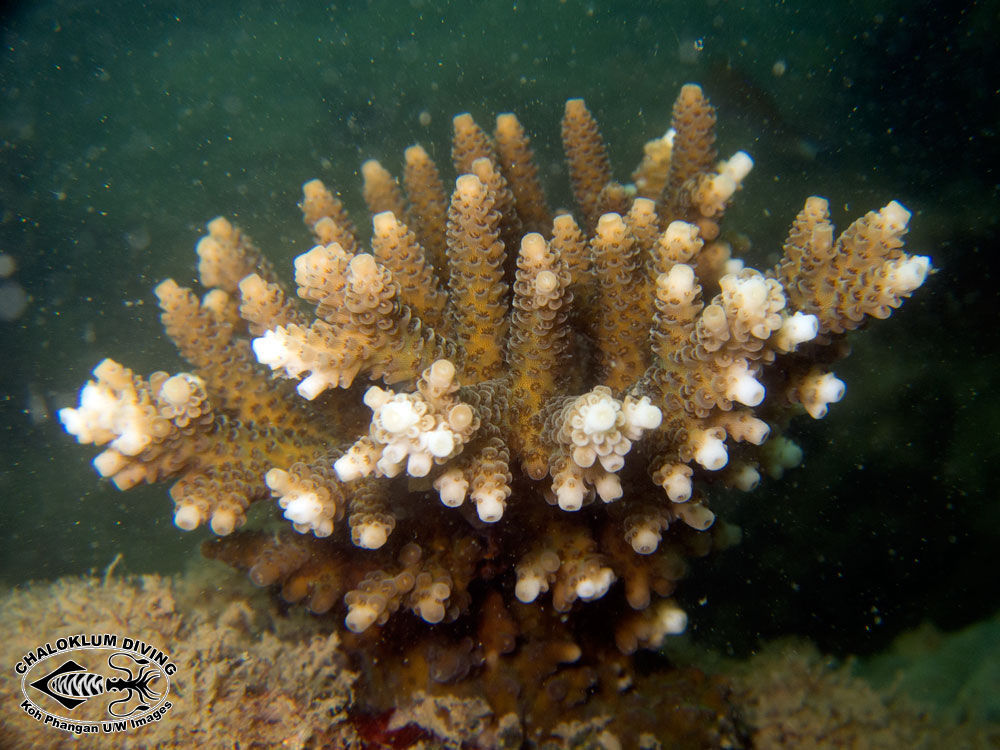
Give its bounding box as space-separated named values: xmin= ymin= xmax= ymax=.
xmin=60 ymin=84 xmax=929 ymax=718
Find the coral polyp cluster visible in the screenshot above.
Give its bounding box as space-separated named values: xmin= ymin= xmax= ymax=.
xmin=60 ymin=83 xmax=929 ymax=732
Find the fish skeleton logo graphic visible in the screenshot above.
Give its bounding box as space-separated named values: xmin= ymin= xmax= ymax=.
xmin=28 ymin=653 xmax=163 ymax=717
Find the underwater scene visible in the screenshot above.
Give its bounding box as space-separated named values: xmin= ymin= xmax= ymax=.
xmin=1 ymin=0 xmax=998 ymax=747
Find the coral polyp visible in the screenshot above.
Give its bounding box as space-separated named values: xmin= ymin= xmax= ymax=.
xmin=59 ymin=83 xmax=929 ymax=739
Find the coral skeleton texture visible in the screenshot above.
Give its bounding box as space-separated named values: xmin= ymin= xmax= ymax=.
xmin=60 ymin=83 xmax=930 ymax=661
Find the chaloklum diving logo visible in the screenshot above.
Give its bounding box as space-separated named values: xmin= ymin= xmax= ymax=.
xmin=15 ymin=633 xmax=176 ymax=736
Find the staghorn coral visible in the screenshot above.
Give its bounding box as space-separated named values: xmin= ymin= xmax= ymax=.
xmin=59 ymin=83 xmax=931 ymax=737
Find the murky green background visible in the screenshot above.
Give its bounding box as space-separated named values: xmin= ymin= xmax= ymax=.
xmin=1 ymin=0 xmax=997 ymax=661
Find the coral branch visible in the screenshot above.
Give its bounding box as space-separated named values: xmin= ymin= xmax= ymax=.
xmin=61 ymin=83 xmax=931 ymax=680
xmin=445 ymin=174 xmax=509 ymax=380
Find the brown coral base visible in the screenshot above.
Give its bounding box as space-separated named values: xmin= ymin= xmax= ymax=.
xmin=2 ymin=572 xmax=989 ymax=750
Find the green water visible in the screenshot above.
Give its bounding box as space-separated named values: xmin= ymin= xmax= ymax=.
xmin=0 ymin=0 xmax=996 ymax=709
